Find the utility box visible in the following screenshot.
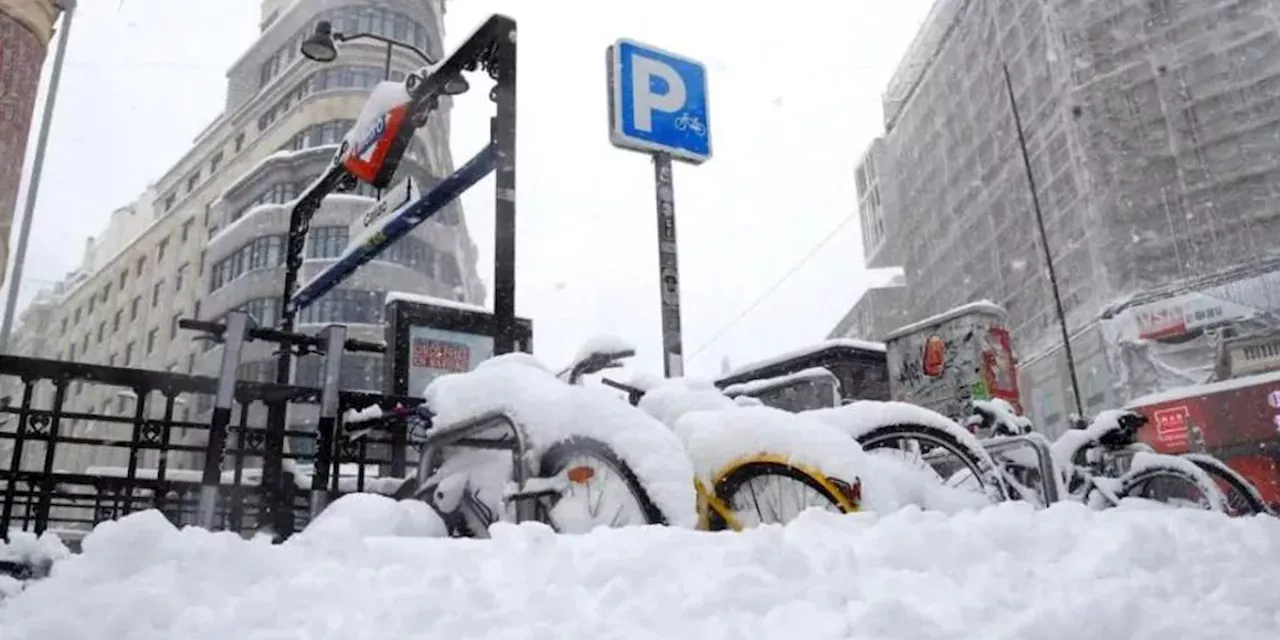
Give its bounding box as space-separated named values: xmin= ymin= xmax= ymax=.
xmin=884 ymin=301 xmax=1021 ymax=423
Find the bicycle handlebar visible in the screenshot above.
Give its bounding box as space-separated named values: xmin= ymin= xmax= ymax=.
xmin=178 ymin=318 xmax=385 ymax=354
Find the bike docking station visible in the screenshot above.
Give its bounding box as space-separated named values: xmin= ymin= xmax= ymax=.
xmin=180 ymin=14 xmax=523 ymax=536
xmin=606 ymin=38 xmax=712 ymax=378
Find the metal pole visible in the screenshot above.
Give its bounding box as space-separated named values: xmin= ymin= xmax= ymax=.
xmin=1002 ymin=63 xmax=1084 ymax=420
xmin=652 ymin=153 xmax=685 ymax=378
xmin=197 ymin=311 xmax=250 ymax=530
xmin=0 ymin=1 xmax=76 ymax=354
xmin=309 ymin=323 xmax=346 ymax=519
xmin=383 ymin=40 xmax=393 ymax=80
xmin=491 ymin=29 xmax=518 ymax=355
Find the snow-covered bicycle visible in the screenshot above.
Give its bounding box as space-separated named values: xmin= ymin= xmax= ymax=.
xmin=965 ymin=401 xmax=1239 ymax=513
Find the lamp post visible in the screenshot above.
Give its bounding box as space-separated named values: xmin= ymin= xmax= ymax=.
xmin=0 ymin=0 xmax=77 ymax=355
xmin=301 ymin=20 xmax=458 ymax=84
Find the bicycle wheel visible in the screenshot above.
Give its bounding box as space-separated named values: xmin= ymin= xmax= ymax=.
xmin=538 ymin=436 xmax=668 ymax=533
xmin=706 ymin=456 xmax=858 ymax=531
xmin=855 ymin=423 xmax=1008 ymax=502
xmin=1181 ymin=454 xmax=1273 ymax=517
xmin=1117 ymin=464 xmax=1228 ymax=512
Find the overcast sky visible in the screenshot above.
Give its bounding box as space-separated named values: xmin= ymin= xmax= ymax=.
xmin=5 ymin=0 xmax=931 ymax=378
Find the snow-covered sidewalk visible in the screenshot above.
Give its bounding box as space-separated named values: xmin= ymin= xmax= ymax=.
xmin=2 ymin=499 xmax=1279 ymax=639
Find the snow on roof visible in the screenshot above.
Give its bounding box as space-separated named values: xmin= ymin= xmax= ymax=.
xmin=220 ymin=145 xmax=339 ymax=199
xmin=883 ymin=300 xmax=1006 ymax=342
xmin=722 ymin=338 xmax=886 ymax=380
xmin=720 ymin=366 xmax=836 ymax=397
xmin=385 ymin=291 xmax=488 ymax=314
xmin=1124 ymin=368 xmax=1280 ymax=409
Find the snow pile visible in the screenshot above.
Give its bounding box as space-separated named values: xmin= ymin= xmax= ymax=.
xmin=5 ymin=504 xmax=1280 ymax=639
xmin=424 ymin=354 xmax=698 ymax=528
xmin=0 ymin=531 xmax=70 ymax=598
xmin=291 ymin=494 xmax=448 ymax=549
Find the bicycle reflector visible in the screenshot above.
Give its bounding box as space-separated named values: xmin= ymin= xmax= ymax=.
xmin=566 ymin=466 xmax=596 ymax=484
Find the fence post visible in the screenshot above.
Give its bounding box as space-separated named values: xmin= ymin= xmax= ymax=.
xmin=309 ymin=323 xmax=347 ymax=520
xmin=196 ymin=311 xmax=250 ymax=530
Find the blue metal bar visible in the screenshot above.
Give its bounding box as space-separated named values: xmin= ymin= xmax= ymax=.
xmin=291 ymin=144 xmax=498 ymax=312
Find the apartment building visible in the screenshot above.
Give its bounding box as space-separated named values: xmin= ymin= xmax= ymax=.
xmin=2 ymin=0 xmax=485 ymax=473
xmin=835 ymin=0 xmax=1280 ymax=433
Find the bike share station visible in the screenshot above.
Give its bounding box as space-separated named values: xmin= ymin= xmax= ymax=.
xmin=176 ymin=14 xmax=530 ymax=535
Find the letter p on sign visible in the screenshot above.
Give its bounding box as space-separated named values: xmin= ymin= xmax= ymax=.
xmin=607 ymin=38 xmax=712 ymax=164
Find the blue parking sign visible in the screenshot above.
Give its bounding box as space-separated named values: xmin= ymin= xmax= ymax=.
xmin=607 ymin=39 xmax=712 ymax=164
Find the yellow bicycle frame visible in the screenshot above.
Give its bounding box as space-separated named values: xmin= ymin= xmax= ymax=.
xmin=695 ymin=453 xmax=861 ymax=531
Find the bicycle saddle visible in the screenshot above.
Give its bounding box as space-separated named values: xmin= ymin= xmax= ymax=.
xmin=1094 ymin=409 xmax=1147 ymax=448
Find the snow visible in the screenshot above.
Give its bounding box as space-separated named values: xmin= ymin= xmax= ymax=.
xmin=721 ymin=338 xmax=886 ymax=381
xmin=720 ymin=366 xmax=837 ymax=398
xmin=883 ymin=299 xmax=1006 ymax=341
xmin=570 ymin=334 xmax=636 ymax=364
xmin=6 ymin=503 xmax=1280 ymax=639
xmin=290 ymin=493 xmax=447 ymax=547
xmin=343 ymin=404 xmax=383 ymax=425
xmin=0 ymin=531 xmax=70 ymax=597
xmin=806 ymin=400 xmax=983 ymax=445
xmin=970 ymin=398 xmax=1033 ymax=436
xmin=385 ymin=290 xmax=488 ymax=313
xmin=423 ymin=354 xmax=698 ymax=528
xmin=342 ymin=80 xmax=413 ymax=153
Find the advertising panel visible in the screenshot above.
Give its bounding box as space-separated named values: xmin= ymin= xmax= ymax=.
xmin=406 ymin=325 xmax=495 ymax=396
xmin=884 ymin=301 xmax=1020 ymax=423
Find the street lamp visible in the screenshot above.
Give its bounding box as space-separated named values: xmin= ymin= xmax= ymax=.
xmin=299 ymin=20 xmax=468 ymax=96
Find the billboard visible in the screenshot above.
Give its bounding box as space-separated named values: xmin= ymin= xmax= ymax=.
xmin=884 ymin=301 xmax=1021 ymax=423
xmin=384 ymin=293 xmax=532 ymax=397
xmin=1129 ymin=370 xmax=1280 ymax=453
xmin=406 ymin=326 xmax=495 ymax=396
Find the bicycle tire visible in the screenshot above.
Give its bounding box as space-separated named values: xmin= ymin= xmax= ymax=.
xmin=1117 ymin=464 xmax=1228 ymax=512
xmin=854 ymin=423 xmax=1009 ymax=502
xmin=1181 ymin=454 xmax=1274 ymax=517
xmin=707 ymin=459 xmax=856 ymax=531
xmin=538 ymin=436 xmax=668 ymax=531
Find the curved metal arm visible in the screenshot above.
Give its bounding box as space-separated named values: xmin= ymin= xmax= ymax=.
xmin=335 ymin=31 xmax=437 ymax=66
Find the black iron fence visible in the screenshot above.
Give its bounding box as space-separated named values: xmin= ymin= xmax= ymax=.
xmin=0 ymin=314 xmax=422 ymax=544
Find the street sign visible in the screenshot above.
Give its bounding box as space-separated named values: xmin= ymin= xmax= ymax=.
xmin=347 ymin=177 xmax=419 ymax=250
xmin=607 ymin=39 xmax=712 ymax=164
xmin=291 ymin=145 xmax=497 ymax=312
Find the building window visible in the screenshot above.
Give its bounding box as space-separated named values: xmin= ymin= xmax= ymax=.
xmin=96 ymin=321 xmax=106 ymax=343
xmin=68 ymin=344 xmax=76 ymax=361
xmin=60 ymin=317 xmax=67 ymax=334
xmin=130 ymin=296 xmax=140 ymax=321
xmin=297 ymin=289 xmax=384 ymax=325
xmin=181 ymin=219 xmax=193 ymax=243
xmin=306 ymin=226 xmax=348 ymax=258
xmin=108 ymin=353 xmax=117 ymax=367
xmin=113 ymin=309 xmax=122 ymax=332
xmin=186 ymin=171 xmax=201 ymax=193
xmin=119 ymin=270 xmax=127 ymax=289
xmin=163 ymin=193 xmax=176 ymax=212
xmin=209 ymin=150 xmax=223 ymax=174
xmin=101 ymin=283 xmax=110 ymax=303
xmin=171 ymin=313 xmax=182 ymax=340
xmin=136 ymin=256 xmax=146 ymax=277
xmin=152 ymin=281 xmax=164 ymax=307
xmin=176 ymin=263 xmax=188 ymax=292
xmin=125 ymin=341 xmax=134 ymax=365
xmin=87 ymin=296 xmax=95 ymax=314
xmin=186 ymin=352 xmax=196 ymax=373
xmin=279 ymin=119 xmax=355 ymax=153
xmin=209 ymin=234 xmax=285 ymax=292
xmin=234 ymin=132 xmax=245 ymax=153
xmin=157 ymin=237 xmax=168 ymax=262
xmin=146 ymin=328 xmax=158 ymax=354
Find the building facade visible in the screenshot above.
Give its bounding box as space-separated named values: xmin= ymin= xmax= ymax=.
xmin=0 ymin=0 xmax=60 ymax=288
xmin=2 ymin=0 xmax=484 ymax=474
xmin=836 ymin=0 xmax=1280 ymax=430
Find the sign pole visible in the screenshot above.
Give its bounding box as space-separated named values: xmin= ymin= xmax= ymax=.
xmin=652 ymin=152 xmax=684 ymax=378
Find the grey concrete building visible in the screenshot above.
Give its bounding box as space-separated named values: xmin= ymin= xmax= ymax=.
xmin=2 ymin=0 xmax=484 ymax=473
xmin=835 ymin=0 xmax=1280 ymax=429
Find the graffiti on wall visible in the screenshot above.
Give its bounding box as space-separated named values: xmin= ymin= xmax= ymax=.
xmin=887 ymin=306 xmax=1021 ymax=423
